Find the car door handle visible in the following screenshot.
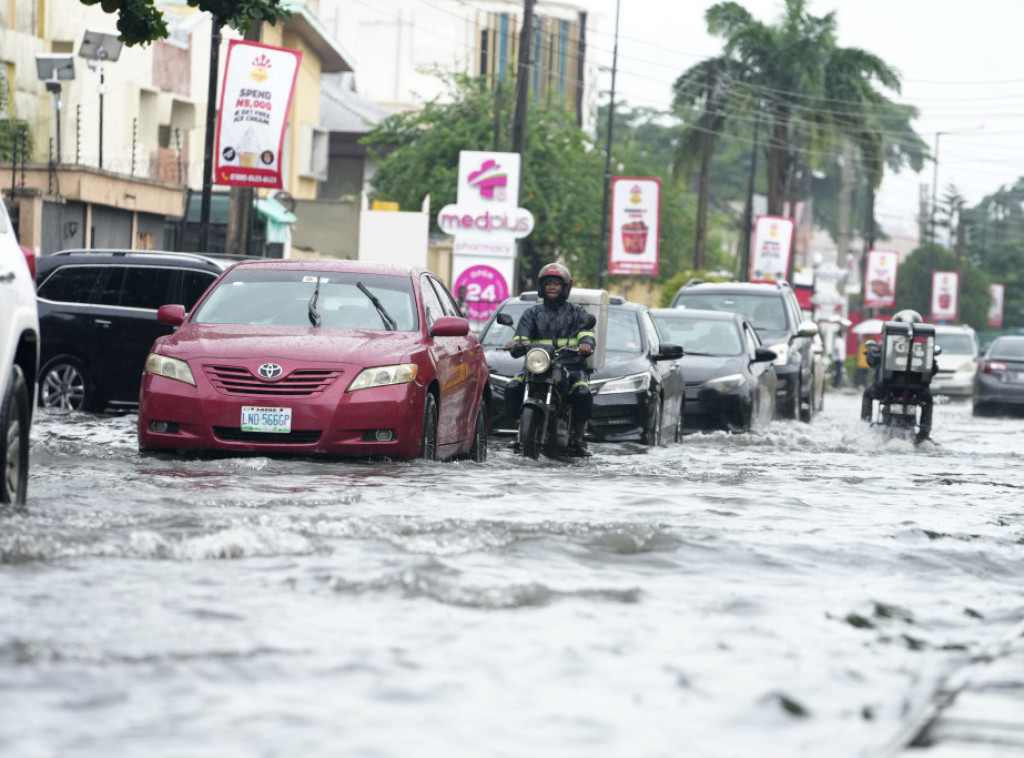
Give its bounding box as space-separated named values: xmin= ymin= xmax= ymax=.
xmin=94 ymin=319 xmax=112 ymax=327
xmin=0 ymin=271 xmax=15 ymax=283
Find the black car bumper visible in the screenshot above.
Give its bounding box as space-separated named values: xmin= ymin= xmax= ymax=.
xmin=684 ymin=384 xmax=751 ymax=432
xmin=589 ymin=391 xmax=649 ymax=442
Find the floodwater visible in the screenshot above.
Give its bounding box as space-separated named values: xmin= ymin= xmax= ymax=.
xmin=2 ymin=392 xmax=1022 ymax=757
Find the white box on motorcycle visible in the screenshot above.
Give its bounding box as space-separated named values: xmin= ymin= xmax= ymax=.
xmin=568 ymin=288 xmax=609 ymax=372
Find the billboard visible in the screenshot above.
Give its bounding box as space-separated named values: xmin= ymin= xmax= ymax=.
xmin=749 ymin=215 xmax=794 ymax=283
xmin=863 ymin=250 xmax=899 ymax=309
xmin=608 ymin=177 xmax=660 ymax=276
xmin=930 ymin=271 xmax=959 ymax=322
xmin=214 ymin=40 xmax=302 ymax=189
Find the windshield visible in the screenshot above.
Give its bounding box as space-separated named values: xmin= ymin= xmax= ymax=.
xmin=191 ymin=269 xmax=418 ymax=331
xmin=653 ymin=316 xmax=742 ymax=356
xmin=935 ymin=333 xmax=976 ymax=355
xmin=605 ymin=308 xmax=643 ymax=355
xmin=675 ymin=293 xmax=787 ymax=332
xmin=990 ymin=337 xmax=1024 ymax=360
xmin=480 ymin=302 xmax=532 ymax=347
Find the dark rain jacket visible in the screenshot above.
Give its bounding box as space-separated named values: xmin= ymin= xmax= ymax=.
xmin=511 ymin=299 xmax=597 ymax=373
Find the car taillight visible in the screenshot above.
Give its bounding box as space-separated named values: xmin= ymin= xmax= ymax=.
xmin=20 ymin=245 xmax=36 ymax=280
xmin=981 ymin=361 xmax=1007 ymax=374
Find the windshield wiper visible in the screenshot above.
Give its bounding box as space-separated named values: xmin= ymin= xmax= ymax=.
xmin=308 ymin=276 xmax=323 ymax=327
xmin=356 ymin=282 xmax=397 ymax=331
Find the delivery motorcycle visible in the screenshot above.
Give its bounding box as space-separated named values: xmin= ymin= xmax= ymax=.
xmin=497 ymin=311 xmax=596 ymax=460
xmin=860 ymin=319 xmax=940 ymax=443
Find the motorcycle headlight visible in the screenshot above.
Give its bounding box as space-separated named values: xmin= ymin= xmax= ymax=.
xmin=595 ymin=372 xmax=650 ymax=394
xmin=705 ymin=373 xmax=746 ymax=394
xmin=768 ymin=343 xmax=789 ymax=366
xmin=525 ymin=348 xmax=552 ymax=375
xmin=348 ymin=363 xmax=418 ymax=391
xmin=145 ymin=353 xmax=196 ymax=386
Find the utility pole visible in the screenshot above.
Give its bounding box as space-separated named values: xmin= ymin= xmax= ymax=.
xmin=510 ymin=0 xmax=535 ymax=290
xmin=225 ymin=23 xmax=262 ymax=256
xmin=693 ymin=61 xmax=718 ymax=272
xmin=596 ymin=0 xmax=621 ymax=290
xmin=199 ymin=17 xmax=223 ymax=253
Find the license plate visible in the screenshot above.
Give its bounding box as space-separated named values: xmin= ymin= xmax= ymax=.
xmin=240 ymin=406 xmax=292 ymax=433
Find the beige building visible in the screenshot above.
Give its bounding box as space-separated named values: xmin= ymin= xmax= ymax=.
xmin=1 ymin=0 xmax=353 ymax=256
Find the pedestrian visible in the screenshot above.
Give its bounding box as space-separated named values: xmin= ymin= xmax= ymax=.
xmin=832 ymin=329 xmax=845 ymax=388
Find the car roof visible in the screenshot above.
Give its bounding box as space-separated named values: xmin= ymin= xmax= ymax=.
xmin=225 ymin=259 xmax=422 ymax=277
xmin=932 ymin=324 xmax=976 ymax=333
xmin=37 ymin=249 xmax=245 ymax=273
xmin=675 ymin=280 xmax=791 ymax=296
xmin=649 ymin=307 xmax=742 ymax=323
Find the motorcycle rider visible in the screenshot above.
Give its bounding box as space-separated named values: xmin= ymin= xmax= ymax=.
xmin=860 ymin=309 xmax=936 ymax=441
xmin=504 ymin=263 xmax=597 ymax=457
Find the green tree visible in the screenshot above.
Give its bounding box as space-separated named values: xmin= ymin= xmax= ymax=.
xmin=79 ymin=0 xmax=289 ymax=45
xmin=895 ymin=244 xmax=990 ymax=329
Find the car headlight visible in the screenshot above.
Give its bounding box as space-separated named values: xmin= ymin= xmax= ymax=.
xmin=145 ymin=353 xmax=196 ymax=386
xmin=705 ymin=373 xmax=746 ymax=393
xmin=525 ymin=348 xmax=552 ymax=375
xmin=768 ymin=343 xmax=789 ymax=366
xmin=348 ymin=363 xmax=418 ymax=391
xmin=595 ymin=372 xmax=651 ymax=394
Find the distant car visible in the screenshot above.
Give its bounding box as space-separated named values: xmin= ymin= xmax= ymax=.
xmin=972 ymin=335 xmax=1024 ymax=416
xmin=932 ymin=324 xmax=980 ymax=398
xmin=480 ymin=294 xmax=685 ymax=445
xmin=650 ymin=308 xmax=777 ymax=433
xmin=35 ymin=249 xmax=240 ymax=412
xmin=137 ymin=259 xmax=490 ymax=461
xmin=670 ymin=279 xmax=819 ymax=422
xmin=0 ymin=201 xmax=40 ymax=504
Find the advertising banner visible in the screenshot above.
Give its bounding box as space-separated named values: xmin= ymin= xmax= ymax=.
xmin=863 ymin=250 xmax=899 ymax=309
xmin=749 ymin=215 xmax=794 ymax=283
xmin=930 ymin=270 xmax=959 ymax=322
xmin=608 ymin=177 xmax=660 ymax=276
xmin=214 ymin=40 xmax=302 ymax=189
xmin=988 ymin=282 xmax=1005 ymax=327
xmin=439 ymin=151 xmax=534 ymax=323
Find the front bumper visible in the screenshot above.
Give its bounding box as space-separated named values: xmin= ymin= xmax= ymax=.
xmin=684 ymin=383 xmax=751 ymax=432
xmin=589 ymin=391 xmax=648 ymax=441
xmin=138 ymin=372 xmax=426 ymax=458
xmin=931 ymin=369 xmax=974 ymax=396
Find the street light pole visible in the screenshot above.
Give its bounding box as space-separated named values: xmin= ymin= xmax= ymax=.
xmin=596 ymin=0 xmax=621 ymax=290
xmin=199 ymin=17 xmax=223 ymax=253
xmin=929 ymin=125 xmax=983 ymax=246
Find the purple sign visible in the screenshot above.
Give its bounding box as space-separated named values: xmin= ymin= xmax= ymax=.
xmin=454 ymin=264 xmax=509 ymax=321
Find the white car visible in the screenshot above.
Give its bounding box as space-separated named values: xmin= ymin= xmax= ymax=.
xmin=931 ymin=324 xmax=979 ymax=398
xmin=0 ymin=199 xmax=39 ymax=505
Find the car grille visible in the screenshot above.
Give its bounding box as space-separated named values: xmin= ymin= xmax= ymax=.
xmin=213 ymin=427 xmax=322 ymax=444
xmin=204 ymin=365 xmax=341 ymax=396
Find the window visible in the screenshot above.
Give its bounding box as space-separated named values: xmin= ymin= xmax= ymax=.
xmin=121 ymin=267 xmax=174 ymax=309
xmin=299 ymin=123 xmax=328 ymax=181
xmin=419 ymin=275 xmax=445 ymax=327
xmin=37 ymin=266 xmax=103 ymax=303
xmin=96 ymin=267 xmax=126 ymax=306
xmin=181 ymin=270 xmax=218 ymax=310
xmin=427 ymin=277 xmax=464 ymax=318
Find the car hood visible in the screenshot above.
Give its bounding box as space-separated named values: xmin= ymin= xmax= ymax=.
xmin=155 ymin=324 xmax=425 ymax=364
xmin=680 ymin=354 xmax=744 ymax=383
xmin=484 ymin=348 xmax=651 ymax=380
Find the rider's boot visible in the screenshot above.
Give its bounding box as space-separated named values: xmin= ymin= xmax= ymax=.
xmin=570 ymin=421 xmax=592 ymax=457
xmin=916 ymin=400 xmax=933 ymax=444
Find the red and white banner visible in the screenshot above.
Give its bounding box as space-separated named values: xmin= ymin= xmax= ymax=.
xmin=609 ymin=177 xmax=660 ymax=276
xmin=215 ymin=40 xmax=302 ymax=189
xmin=931 ymin=270 xmax=959 ymax=322
xmin=988 ymin=283 xmax=1005 ymax=327
xmin=749 ymin=215 xmax=794 ymax=283
xmin=863 ymin=250 xmax=899 ymax=308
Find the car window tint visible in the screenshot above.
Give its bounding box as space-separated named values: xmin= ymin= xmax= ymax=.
xmin=192 ymin=269 xmax=418 ymax=331
xmin=181 ymin=270 xmax=218 ymax=310
xmin=36 ymin=265 xmax=103 ymax=303
xmin=479 ymin=303 xmax=531 ymax=347
xmin=606 ymin=308 xmax=643 ymax=355
xmin=991 ymin=338 xmax=1024 ymax=360
xmin=675 ymin=293 xmax=787 ymax=332
xmin=419 ymin=275 xmax=445 ymax=327
xmin=96 ymin=267 xmax=126 ymax=305
xmin=640 ymin=312 xmax=660 ymax=353
xmin=935 ymin=333 xmax=975 ymax=354
xmin=121 ymin=267 xmax=174 ymax=309
xmin=655 ymin=318 xmax=742 ymax=356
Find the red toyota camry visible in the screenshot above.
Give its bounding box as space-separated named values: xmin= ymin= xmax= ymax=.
xmin=137 ymin=260 xmax=490 ymax=461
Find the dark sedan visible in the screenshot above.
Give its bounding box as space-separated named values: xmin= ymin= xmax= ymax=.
xmin=972 ymin=335 xmax=1024 ymax=417
xmin=649 ymin=308 xmax=777 ymax=433
xmin=480 ymin=295 xmax=685 ymax=445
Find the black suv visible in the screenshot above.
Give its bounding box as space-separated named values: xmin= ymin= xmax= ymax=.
xmin=35 ymin=250 xmax=240 ymax=411
xmin=670 ymin=280 xmax=819 ymax=422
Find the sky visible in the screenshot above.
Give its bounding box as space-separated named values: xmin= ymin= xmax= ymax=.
xmin=577 ymin=0 xmax=1024 ymax=240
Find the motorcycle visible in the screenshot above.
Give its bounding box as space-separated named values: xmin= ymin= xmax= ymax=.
xmin=860 ymin=320 xmax=940 ymax=443
xmin=496 ymin=311 xmax=597 ymax=460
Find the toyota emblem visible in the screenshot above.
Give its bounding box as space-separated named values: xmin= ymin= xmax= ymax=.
xmin=258 ymin=363 xmax=283 ymax=380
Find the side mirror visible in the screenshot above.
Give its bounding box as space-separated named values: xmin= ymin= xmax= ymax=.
xmin=797 ymin=320 xmax=819 ymax=337
xmin=157 ymin=304 xmax=186 ymax=326
xmin=934 ymin=345 xmax=943 ymax=356
xmin=654 ymin=343 xmax=683 ymax=360
xmin=754 ymin=347 xmax=777 ymax=363
xmin=431 ymin=316 xmax=470 ymax=338
xmin=496 ymin=313 xmax=514 ymax=327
